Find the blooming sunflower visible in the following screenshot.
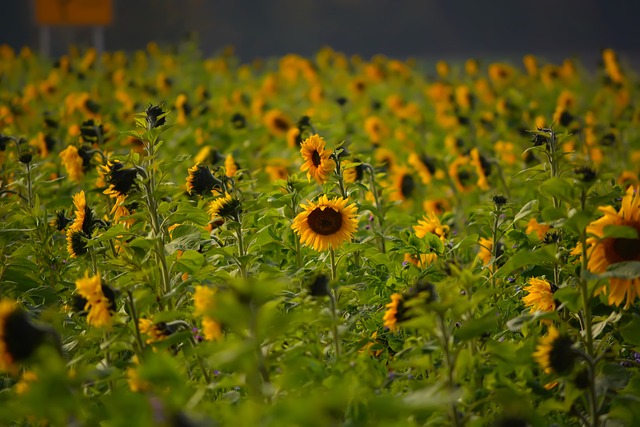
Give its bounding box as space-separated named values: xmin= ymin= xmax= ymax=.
xmin=533 ymin=326 xmax=576 ymax=375
xmin=526 ymin=218 xmax=551 ymax=240
xmin=585 ymin=185 xmax=640 ymax=308
xmin=75 ymin=271 xmax=116 ymax=328
xmin=389 ymin=166 xmax=417 ymax=202
xmin=299 ymin=134 xmax=336 ymax=185
xmin=208 ymin=192 xmax=241 ymax=220
xmin=403 ymin=252 xmax=437 ymax=269
xmin=224 ymin=154 xmax=238 ymax=178
xmin=408 ymin=152 xmax=437 ymax=184
xmin=186 ymin=164 xmax=220 ymax=196
xmin=423 ymin=198 xmax=451 ymax=216
xmin=59 ymin=145 xmax=85 ymax=182
xmin=291 ymin=195 xmax=358 ymax=252
xmin=469 ymin=148 xmax=491 ymax=191
xmin=193 ymin=286 xmax=222 ymax=341
xmin=523 ymin=277 xmax=556 ymax=313
xmin=413 ymin=212 xmax=449 ymax=243
xmin=264 ymin=109 xmax=292 ymax=136
xmin=138 ymin=318 xmax=174 ymax=344
xmin=448 ymin=155 xmax=477 ymax=193
xmin=342 ymin=159 xmax=364 ymax=183
xmin=0 ymin=300 xmax=46 ymax=373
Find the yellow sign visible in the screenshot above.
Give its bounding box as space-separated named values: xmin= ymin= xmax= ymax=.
xmin=35 ymin=0 xmax=113 ymax=26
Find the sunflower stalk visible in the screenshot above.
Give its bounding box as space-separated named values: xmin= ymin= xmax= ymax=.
xmin=329 ymin=247 xmax=342 ymax=358
xmin=126 ymin=289 xmax=145 ymax=358
xmin=363 ymin=163 xmax=386 ymax=253
xmin=436 ymin=310 xmax=462 ymax=427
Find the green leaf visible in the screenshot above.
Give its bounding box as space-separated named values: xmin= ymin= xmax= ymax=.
xmin=454 ymin=309 xmax=498 ymax=340
xmin=539 ymin=177 xmax=574 ymax=203
xmin=513 ymin=199 xmax=538 ymax=223
xmin=620 ymin=316 xmax=640 ymax=346
xmin=541 ymin=206 xmax=565 ymax=222
xmin=553 ymin=286 xmax=580 ymax=312
xmin=174 ymin=249 xmax=204 ymax=275
xmin=603 ymin=224 xmax=639 ymax=239
xmin=600 ymin=261 xmax=640 ymax=279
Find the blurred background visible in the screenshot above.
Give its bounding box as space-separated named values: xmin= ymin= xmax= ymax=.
xmin=2 ymin=0 xmax=640 ymax=66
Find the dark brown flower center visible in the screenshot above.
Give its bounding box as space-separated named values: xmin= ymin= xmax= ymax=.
xmin=400 ymin=174 xmax=415 ymax=198
xmin=308 ymin=207 xmax=342 ymax=235
xmin=605 ymin=223 xmax=640 ymax=263
xmin=311 ymin=150 xmax=322 ymax=167
xmin=273 ymin=117 xmax=290 ymax=132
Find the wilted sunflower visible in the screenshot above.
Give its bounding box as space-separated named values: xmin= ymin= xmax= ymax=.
xmin=585 ymin=185 xmax=640 ymax=308
xmin=208 ymin=192 xmax=241 ymax=220
xmin=523 ymin=277 xmax=556 ymax=313
xmin=186 ymin=164 xmax=220 ymax=196
xmin=291 ymin=194 xmax=358 ymax=252
xmin=533 ymin=326 xmax=576 ymax=375
xmin=101 ymin=160 xmax=138 ymax=198
xmin=413 ymin=212 xmax=449 ymax=243
xmin=74 ymin=271 xmax=117 ymax=328
xmin=0 ymin=300 xmax=47 ymax=373
xmin=299 ymin=134 xmax=336 ymax=185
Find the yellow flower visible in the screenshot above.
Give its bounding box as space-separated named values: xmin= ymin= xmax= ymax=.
xmin=0 ymin=300 xmax=46 ymax=373
xmin=408 ymin=152 xmax=436 ymax=185
xmin=138 ymin=318 xmax=171 ymax=344
xmin=193 ymin=286 xmax=222 ymax=341
xmin=423 ymin=198 xmax=451 ymax=216
xmin=413 ymin=212 xmax=449 ymax=243
xmin=585 ymin=186 xmax=640 ymax=308
xmin=299 ymin=134 xmax=336 ymax=185
xmin=264 ymin=109 xmax=292 ymax=136
xmin=383 ymin=294 xmax=403 ymax=331
xmin=388 ymin=166 xmax=416 ymax=202
xmin=186 ymin=164 xmax=219 ymax=195
xmin=291 ymin=195 xmax=358 ymax=252
xmin=59 ymin=145 xmax=84 ymax=182
xmin=75 ymin=271 xmax=115 ymax=328
xmin=404 ymin=253 xmax=437 ymax=269
xmin=208 ymin=192 xmax=240 ymax=220
xmin=522 ymin=277 xmax=556 ymax=313
xmin=224 ymin=154 xmax=238 ymax=178
xmin=533 ymin=326 xmax=575 ymax=374
xmin=364 ymin=116 xmax=389 ymax=145
xmin=478 ymin=237 xmax=503 ymax=272
xmin=526 ymin=218 xmax=551 ymax=240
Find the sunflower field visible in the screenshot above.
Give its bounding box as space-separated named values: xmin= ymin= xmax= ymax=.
xmin=1 ymin=42 xmax=640 ymax=426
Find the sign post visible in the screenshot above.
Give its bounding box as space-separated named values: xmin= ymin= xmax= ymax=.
xmin=34 ymin=0 xmax=113 ymax=57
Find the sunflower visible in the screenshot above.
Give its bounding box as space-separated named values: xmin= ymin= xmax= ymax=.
xmin=110 ymin=194 xmax=134 ymax=228
xmin=59 ymin=145 xmax=84 ymax=182
xmin=299 ymin=134 xmax=336 ymax=185
xmin=423 ymin=198 xmax=451 ymax=216
xmin=389 ymin=166 xmax=417 ymax=202
xmin=374 ymin=147 xmax=396 ymax=171
xmin=264 ymin=109 xmax=292 ymax=136
xmin=186 ymin=164 xmax=220 ymax=196
xmin=478 ymin=237 xmax=504 ymax=271
xmin=138 ymin=319 xmax=174 ymax=344
xmin=413 ymin=212 xmax=449 ymax=243
xmin=265 ymin=160 xmax=289 ymax=181
xmin=101 ymin=161 xmax=138 ymax=198
xmin=224 ymin=154 xmax=238 ymax=178
xmin=526 ymin=218 xmax=551 ymax=240
xmin=469 ymin=148 xmax=491 ymax=191
xmin=208 ymin=192 xmax=241 ymax=220
xmin=585 ymin=185 xmax=640 ymax=308
xmin=383 ymin=293 xmax=403 ymax=331
xmin=193 ymin=286 xmax=222 ymax=341
xmin=403 ymin=252 xmax=437 ymax=269
xmin=364 ymin=116 xmax=389 ymax=145
xmin=342 ymin=159 xmax=364 ymax=183
xmin=194 ymin=146 xmax=224 ymax=166
xmin=291 ymin=195 xmax=358 ymax=252
xmin=75 ymin=271 xmax=116 ymax=328
xmin=523 ymin=277 xmax=556 ymax=313
xmin=533 ymin=326 xmax=576 ymax=375
xmin=408 ymin=152 xmax=437 ymax=184
xmin=0 ymin=300 xmax=46 ymax=373
xmin=66 ymin=229 xmax=89 ymax=258
xmin=448 ymin=155 xmax=477 ymax=193
xmin=50 ymin=210 xmax=71 ymax=231
xmin=287 ymin=127 xmax=302 ymax=148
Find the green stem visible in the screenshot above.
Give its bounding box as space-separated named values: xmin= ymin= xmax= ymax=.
xmin=234 ymin=212 xmax=247 ymax=279
xmin=366 ymin=164 xmax=386 ymax=253
xmin=437 ymin=312 xmax=461 ymax=427
xmin=329 ymin=247 xmax=342 ymax=358
xmin=26 ymin=162 xmax=33 ymax=209
xmin=126 ymin=289 xmax=145 ymax=358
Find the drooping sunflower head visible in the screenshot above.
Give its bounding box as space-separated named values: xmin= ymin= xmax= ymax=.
xmin=186 ymin=164 xmax=220 ymax=196
xmin=66 ymin=229 xmax=89 ymax=258
xmin=145 ymin=104 xmax=167 ymax=129
xmin=0 ymin=300 xmax=47 ymax=373
xmin=533 ymin=326 xmax=576 ymax=375
xmin=101 ymin=160 xmax=138 ymax=198
xmin=299 ymin=134 xmax=336 ymax=185
xmin=70 ymin=190 xmax=94 ymax=235
xmin=291 ymin=194 xmax=359 ymax=252
xmin=50 ymin=210 xmax=72 ymax=231
xmin=208 ymin=192 xmax=241 ymax=220
xmin=522 ymin=277 xmax=556 ymax=314
xmin=586 ymin=185 xmax=640 ymax=308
